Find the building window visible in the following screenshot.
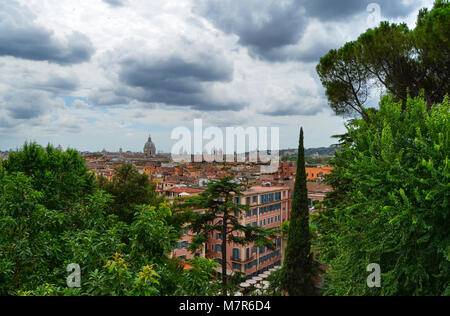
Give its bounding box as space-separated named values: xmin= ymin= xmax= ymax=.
xmin=232 ymin=248 xmax=240 ymax=260
xmin=253 ymin=196 xmax=258 ymax=203
xmin=232 ymin=262 xmax=242 ymax=271
xmin=246 ymin=197 xmax=251 ymax=205
xmin=275 ymin=192 xmax=281 ymax=201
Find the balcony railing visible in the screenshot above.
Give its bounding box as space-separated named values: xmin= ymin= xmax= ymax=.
xmin=231 ymin=254 xmax=256 ymax=263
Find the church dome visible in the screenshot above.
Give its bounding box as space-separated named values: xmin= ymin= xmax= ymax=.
xmin=144 ymin=135 xmax=156 ymax=155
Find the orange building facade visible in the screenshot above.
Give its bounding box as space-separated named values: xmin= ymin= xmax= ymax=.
xmin=305 ymin=166 xmax=333 ymax=181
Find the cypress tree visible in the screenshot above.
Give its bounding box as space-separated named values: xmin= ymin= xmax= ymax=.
xmin=280 ymin=128 xmax=316 ymax=296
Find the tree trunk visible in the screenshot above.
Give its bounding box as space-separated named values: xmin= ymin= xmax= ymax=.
xmin=222 ymin=217 xmax=227 ymax=296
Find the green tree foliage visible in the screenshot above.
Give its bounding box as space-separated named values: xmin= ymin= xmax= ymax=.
xmin=0 ymin=171 xmax=52 ymax=293
xmin=97 ymin=163 xmax=163 ymax=223
xmin=280 ymin=128 xmax=316 ymax=296
xmin=183 ymin=177 xmax=276 ymax=295
xmin=175 ymin=257 xmax=221 ymax=296
xmin=415 ymin=0 xmax=450 ymax=106
xmin=281 ymin=221 xmax=290 ymax=238
xmin=3 ymin=143 xmax=95 ymax=210
xmin=317 ymin=41 xmax=372 ymax=119
xmin=17 ymin=253 xmax=162 ymax=297
xmin=317 ymin=1 xmax=449 ymax=117
xmin=265 ymin=269 xmax=282 ymax=296
xmin=0 ymin=145 xmax=217 ymax=296
xmin=315 ymin=96 xmax=449 ymax=296
xmin=85 ymin=253 xmax=161 ymax=296
xmin=129 ymin=204 xmax=179 ymax=263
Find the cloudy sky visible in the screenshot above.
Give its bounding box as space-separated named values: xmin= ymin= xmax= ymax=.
xmin=0 ymin=0 xmax=435 ymax=152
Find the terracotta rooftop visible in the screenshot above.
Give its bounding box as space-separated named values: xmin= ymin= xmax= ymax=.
xmin=166 ymin=187 xmax=204 ymax=194
xmin=243 ymin=185 xmax=288 ymax=194
xmin=307 ymin=182 xmax=332 ymax=193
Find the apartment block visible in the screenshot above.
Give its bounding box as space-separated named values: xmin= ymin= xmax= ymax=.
xmin=206 ymin=184 xmax=290 ymax=279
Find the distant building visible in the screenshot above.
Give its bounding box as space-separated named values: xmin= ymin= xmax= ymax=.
xmin=305 ymin=166 xmax=333 ymax=181
xmin=163 ymin=187 xmax=204 ymax=201
xmin=143 ymin=135 xmax=156 ymax=156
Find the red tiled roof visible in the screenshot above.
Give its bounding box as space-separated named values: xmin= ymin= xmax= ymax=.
xmin=307 ymin=182 xmax=332 ymax=193
xmin=183 ymin=263 xmax=194 ymax=270
xmin=166 ymin=187 xmax=204 ymax=194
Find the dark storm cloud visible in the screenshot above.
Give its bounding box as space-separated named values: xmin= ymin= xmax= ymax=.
xmin=117 ymin=54 xmax=244 ymax=111
xmin=302 ymin=0 xmax=419 ymax=21
xmin=30 ymin=75 xmax=80 ymax=93
xmin=120 ymin=56 xmax=233 ymax=91
xmin=44 ymin=75 xmax=80 ymax=92
xmin=0 ymin=1 xmax=95 ymax=65
xmin=296 ymin=41 xmax=336 ymax=64
xmin=87 ymin=89 xmax=131 ymax=106
xmin=260 ymin=105 xmax=322 ymax=117
xmin=257 ymin=38 xmax=336 ymax=63
xmin=194 ymin=0 xmax=306 ymax=61
xmin=194 ymin=0 xmax=421 ymax=62
xmin=103 ymin=0 xmax=126 ymax=7
xmin=3 ymin=91 xmax=63 ymax=120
